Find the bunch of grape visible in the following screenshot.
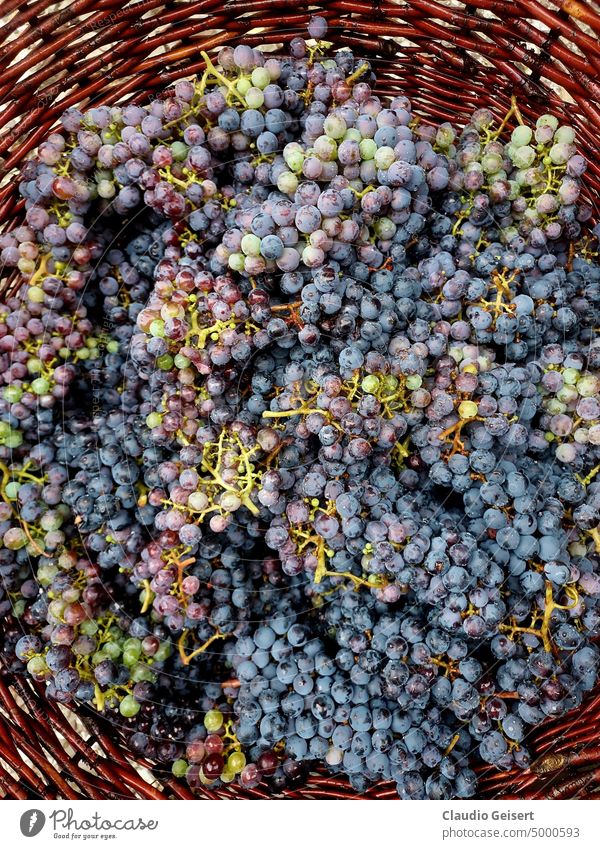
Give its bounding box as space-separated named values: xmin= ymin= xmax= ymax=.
xmin=2 ymin=15 xmax=600 ymax=800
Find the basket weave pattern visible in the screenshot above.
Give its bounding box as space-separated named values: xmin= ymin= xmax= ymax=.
xmin=1 ymin=0 xmax=600 ymax=800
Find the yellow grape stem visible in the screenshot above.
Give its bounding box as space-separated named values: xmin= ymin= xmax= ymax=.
xmin=178 ymin=629 xmax=230 ymax=666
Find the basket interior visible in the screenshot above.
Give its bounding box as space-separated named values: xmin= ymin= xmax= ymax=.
xmin=1 ymin=0 xmax=600 ymax=800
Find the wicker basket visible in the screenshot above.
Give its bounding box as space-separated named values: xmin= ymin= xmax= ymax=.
xmin=1 ymin=0 xmax=600 ymax=800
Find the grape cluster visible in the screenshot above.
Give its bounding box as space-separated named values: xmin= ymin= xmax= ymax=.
xmin=2 ymin=16 xmax=600 ymax=800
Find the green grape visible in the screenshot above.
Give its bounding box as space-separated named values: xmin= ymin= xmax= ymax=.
xmin=577 ymin=375 xmax=600 ymax=397
xmin=241 ymin=234 xmax=261 ymax=256
xmin=556 ymin=385 xmax=578 ymax=404
xmin=435 ymin=123 xmax=455 ymax=149
xmin=4 ymin=481 xmax=19 ymax=500
xmin=514 ymin=169 xmax=529 ymax=187
xmin=27 ymin=285 xmax=45 ymax=303
xmin=323 ymin=114 xmax=347 ymax=139
xmin=245 ymin=87 xmax=264 ymax=109
xmin=227 ymin=751 xmax=246 ymax=773
xmin=343 ymin=128 xmax=362 ymax=143
xmin=276 ymin=171 xmax=298 ymax=195
xmin=149 ymin=319 xmax=165 ymax=337
xmin=236 ymin=77 xmax=251 ymax=96
xmin=511 ymin=125 xmax=533 ymax=148
xmin=4 ymin=431 xmax=23 ymax=448
xmin=172 ymin=759 xmax=189 ymax=777
xmin=37 ymin=563 xmax=58 ymax=586
xmin=131 ymin=663 xmax=155 ymax=683
xmin=250 ymin=67 xmax=271 ymax=89
xmin=228 ymin=252 xmax=245 ymax=271
xmin=40 ymin=511 xmax=63 ymax=531
xmin=28 ymin=358 xmax=44 ymax=375
xmin=204 ymin=709 xmax=224 ymax=732
xmin=536 ymin=113 xmax=559 ymax=131
xmin=18 ymin=257 xmax=36 ymax=275
xmin=374 ymin=217 xmax=396 ymax=240
xmin=523 ymin=207 xmax=540 ymax=225
xmin=97 ymin=179 xmax=116 ymax=198
xmin=549 ymin=142 xmax=571 ymax=164
xmin=123 ymin=649 xmax=140 ymax=667
xmin=154 ymin=642 xmax=172 ymax=662
xmin=286 ymin=149 xmax=304 ymax=173
xmin=156 ymin=354 xmax=174 ymax=370
xmin=406 ymin=375 xmax=422 ymax=390
xmin=174 ymin=353 xmax=191 ymax=368
xmin=502 ymin=225 xmax=519 ymax=241
xmin=314 ymin=135 xmax=337 ymax=161
xmin=374 ymin=146 xmax=395 ymax=170
xmin=171 ymin=141 xmax=189 ymax=161
xmin=103 ymin=642 xmax=121 ymax=660
xmin=31 ymin=377 xmax=50 ymax=395
xmin=4 ymin=386 xmax=22 ymax=403
xmin=511 ymin=145 xmax=536 ymax=169
xmin=123 ymin=638 xmax=142 ymax=656
xmin=361 ymin=375 xmax=380 ymax=394
xmin=481 ymin=152 xmax=503 ymax=173
xmin=119 ymin=695 xmax=141 ymax=717
xmin=359 ymin=138 xmax=376 ymax=160
xmin=562 ymin=368 xmax=580 ymax=385
xmin=12 ymin=599 xmax=25 ymax=618
xmin=554 ymin=125 xmax=575 ymax=145
xmin=3 ymin=528 xmax=27 ymax=550
xmin=27 ymin=656 xmax=49 ymax=676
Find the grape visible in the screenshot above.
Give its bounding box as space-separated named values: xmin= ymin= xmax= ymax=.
xmin=308 ymin=15 xmax=328 ymax=40
xmin=511 ymin=125 xmax=533 ymax=148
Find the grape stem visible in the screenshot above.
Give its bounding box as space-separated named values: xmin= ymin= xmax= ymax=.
xmin=437 ymin=417 xmax=477 ymax=456
xmin=576 ymin=462 xmax=600 ymax=487
xmin=369 ymin=256 xmax=393 ymax=272
xmin=345 ymin=62 xmax=369 ymax=87
xmin=173 ymin=556 xmax=196 ymax=602
xmin=140 ymin=579 xmax=154 ymax=614
xmin=94 ymin=683 xmax=106 ymax=712
xmin=26 ymin=252 xmax=50 ymax=287
xmin=263 ymin=406 xmax=325 ymax=419
xmin=0 ymin=461 xmax=51 ymax=556
xmin=495 ymin=95 xmax=526 ymax=136
xmin=198 ymin=429 xmax=260 ymax=515
xmin=270 ymin=301 xmax=302 ymax=312
xmin=200 ymin=51 xmax=247 ymax=107
xmin=498 ymin=581 xmax=579 ymax=653
xmin=444 ymin=733 xmax=460 ymax=755
xmin=586 ymin=526 xmax=600 ymax=553
xmin=178 ymin=629 xmax=230 ymax=665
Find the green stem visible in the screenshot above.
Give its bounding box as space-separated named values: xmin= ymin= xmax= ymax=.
xmin=200 ymin=51 xmax=247 ymax=107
